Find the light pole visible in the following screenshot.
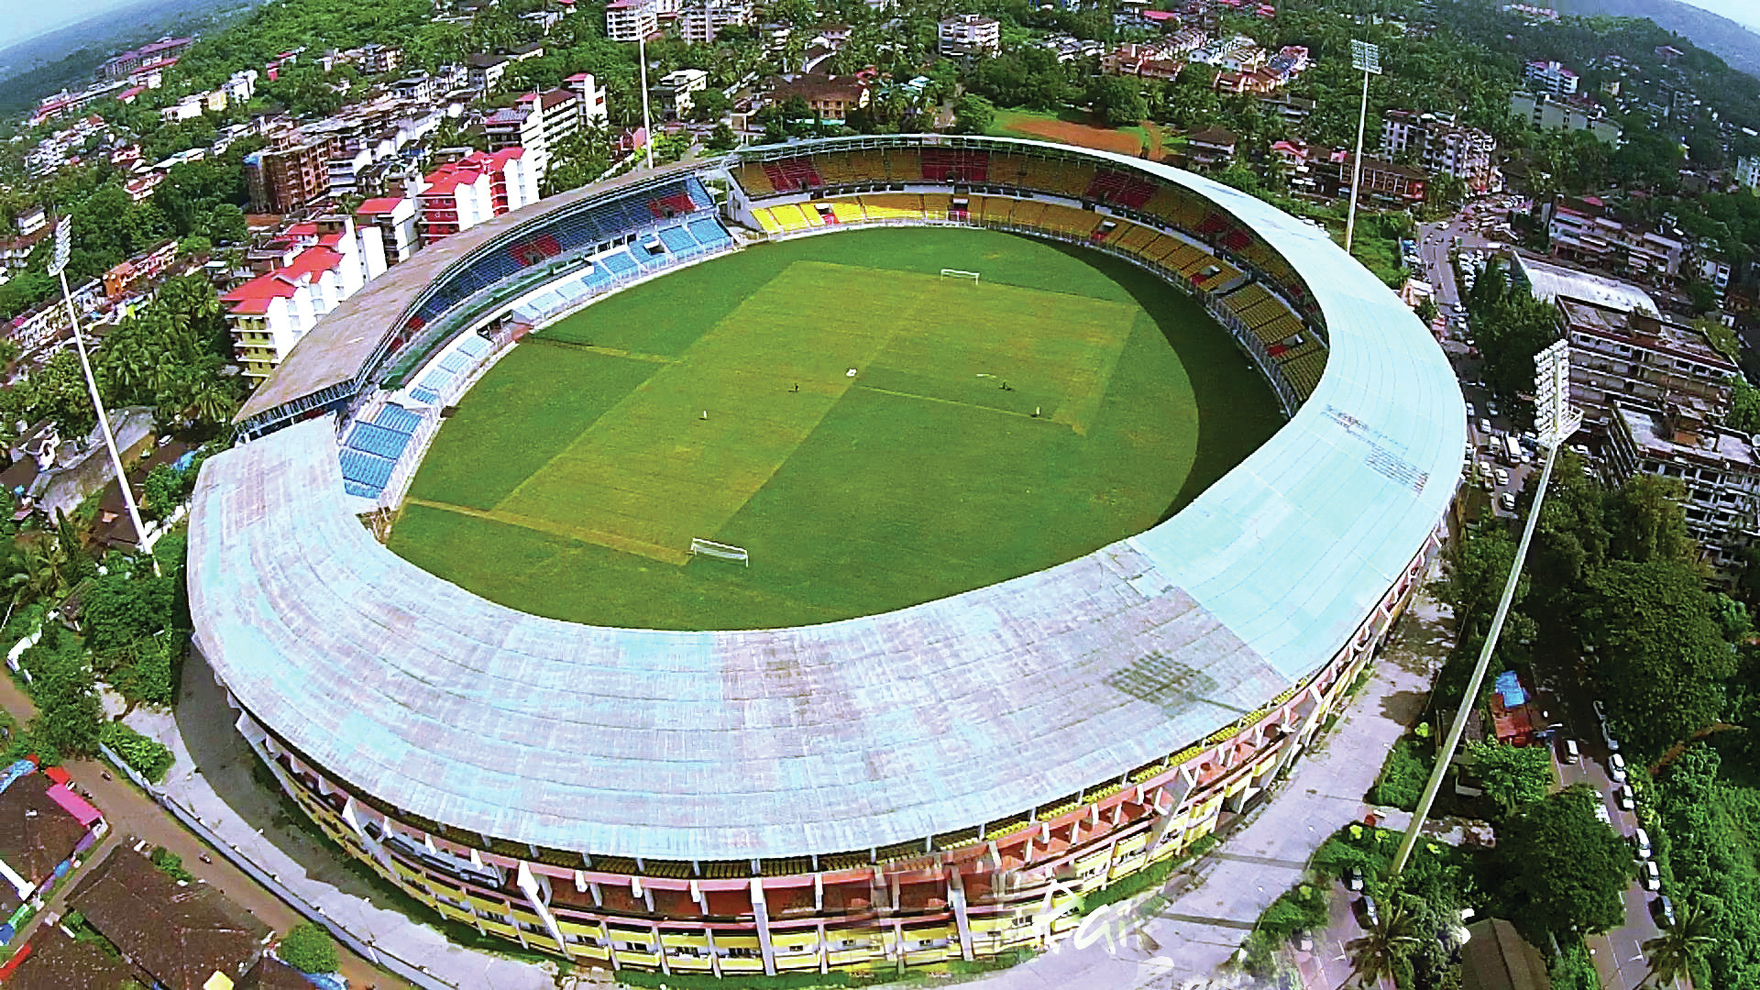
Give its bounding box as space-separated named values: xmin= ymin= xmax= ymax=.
xmin=1390 ymin=340 xmax=1581 ymax=877
xmin=46 ymin=217 xmax=156 ymax=568
xmin=1344 ymin=39 xmax=1381 ymax=255
xmin=638 ymin=33 xmax=656 ymax=170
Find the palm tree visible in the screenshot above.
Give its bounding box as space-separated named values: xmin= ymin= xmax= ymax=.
xmin=1343 ymin=896 xmax=1421 ymax=989
xmin=1641 ymin=899 xmax=1715 ymax=989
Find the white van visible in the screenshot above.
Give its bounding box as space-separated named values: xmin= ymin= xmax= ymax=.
xmin=1633 ymin=827 xmax=1653 ymax=859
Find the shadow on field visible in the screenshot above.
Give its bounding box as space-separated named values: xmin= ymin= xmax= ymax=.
xmin=1041 ymin=241 xmax=1284 ymax=521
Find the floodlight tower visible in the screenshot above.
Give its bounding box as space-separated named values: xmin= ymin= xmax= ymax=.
xmin=1389 ymin=341 xmax=1581 ymax=877
xmin=639 ymin=34 xmax=656 ymax=170
xmin=1344 ymin=39 xmax=1381 ymax=255
xmin=47 ymin=217 xmax=156 ymax=565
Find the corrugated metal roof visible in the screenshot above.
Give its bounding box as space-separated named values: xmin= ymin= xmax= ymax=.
xmin=191 ymin=144 xmax=1464 ymax=859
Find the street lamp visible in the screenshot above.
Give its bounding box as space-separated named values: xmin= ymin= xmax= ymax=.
xmin=1344 ymin=39 xmax=1381 ymax=255
xmin=46 ymin=217 xmax=155 ymax=568
xmin=1390 ymin=342 xmax=1581 ymax=877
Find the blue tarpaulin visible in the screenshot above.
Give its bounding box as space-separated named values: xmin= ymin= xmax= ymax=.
xmin=1494 ymin=670 xmax=1526 ymax=707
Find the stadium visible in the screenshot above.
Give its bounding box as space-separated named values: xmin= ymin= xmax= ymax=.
xmin=190 ymin=135 xmax=1464 ymax=977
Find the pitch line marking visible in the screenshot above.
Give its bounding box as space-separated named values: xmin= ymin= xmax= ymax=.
xmin=854 ymin=385 xmax=1063 ymax=422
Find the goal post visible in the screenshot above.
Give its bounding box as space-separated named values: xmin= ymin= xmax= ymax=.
xmin=690 ymin=538 xmax=749 ymax=566
xmin=940 ymin=269 xmax=980 ymax=284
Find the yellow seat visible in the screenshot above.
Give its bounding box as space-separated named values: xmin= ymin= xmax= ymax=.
xmin=752 ymin=208 xmax=782 ymax=234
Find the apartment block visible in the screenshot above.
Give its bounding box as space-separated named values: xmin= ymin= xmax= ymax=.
xmin=1546 ymin=197 xmax=1685 ymax=279
xmin=244 ymin=140 xmax=330 ymax=214
xmin=607 ymin=0 xmax=659 ymax=41
xmin=1380 ymin=110 xmax=1498 ymax=193
xmin=1608 ymin=397 xmax=1760 ymax=582
xmin=1524 ymin=60 xmax=1580 ymax=95
xmin=356 ymin=197 xmax=420 ymax=266
xmin=1510 ymin=91 xmax=1622 ymax=145
xmin=417 ymin=149 xmax=539 ymax=246
xmin=1556 ymin=294 xmax=1736 ymax=434
xmin=679 ymin=0 xmax=755 ymax=43
xmin=938 ymin=15 xmax=1001 ymax=57
xmin=223 ymin=216 xmax=387 ymax=381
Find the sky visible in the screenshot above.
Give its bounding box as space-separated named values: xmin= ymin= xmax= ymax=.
xmin=0 ymin=0 xmax=153 ymax=52
xmin=1672 ymin=0 xmax=1760 ymax=32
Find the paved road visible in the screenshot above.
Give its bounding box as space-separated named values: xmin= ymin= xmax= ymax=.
xmin=0 ymin=675 xmax=407 ymax=989
xmin=959 ymin=583 xmax=1454 ymax=988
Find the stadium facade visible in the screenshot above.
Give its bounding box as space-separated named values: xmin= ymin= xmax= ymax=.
xmin=192 ymin=136 xmax=1465 ymax=977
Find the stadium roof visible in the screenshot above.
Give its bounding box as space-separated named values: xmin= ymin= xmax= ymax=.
xmin=193 ymin=140 xmax=1464 ymax=859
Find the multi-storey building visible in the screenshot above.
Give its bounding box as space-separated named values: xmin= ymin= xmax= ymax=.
xmin=1545 ymin=197 xmax=1686 ymax=280
xmin=1102 ymin=43 xmax=1186 ymax=81
xmin=565 ymin=73 xmax=609 ymax=127
xmin=417 ymin=149 xmax=540 ymax=245
xmin=356 ymin=44 xmax=404 ymax=75
xmin=1556 ymin=295 xmax=1736 ymax=434
xmin=99 ymin=37 xmax=193 ymax=78
xmin=606 ymin=0 xmax=660 ymax=41
xmin=1525 ymin=60 xmax=1580 ymax=95
xmin=1510 ymin=92 xmax=1622 ymax=145
xmin=1332 ymin=153 xmax=1427 ymax=206
xmin=222 ymin=216 xmax=387 ymax=381
xmin=650 ymin=69 xmax=709 ymax=120
xmin=355 ymin=197 xmax=421 ymax=266
xmin=244 ymin=140 xmax=331 ymax=214
xmin=679 ymin=0 xmax=755 ymax=43
xmin=468 ymin=53 xmax=511 ymax=95
xmin=1608 ymin=397 xmax=1760 ymax=582
xmin=102 ymin=241 xmax=179 ymax=299
xmin=938 ymin=15 xmax=1001 ymax=56
xmin=1737 ymin=155 xmax=1760 ymax=190
xmin=1379 ymin=110 xmax=1498 ymax=194
xmin=486 ymin=89 xmax=580 ymax=185
xmin=767 ymin=73 xmax=870 ymax=123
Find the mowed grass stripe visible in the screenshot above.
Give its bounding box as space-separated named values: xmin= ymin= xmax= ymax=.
xmin=496 ymin=262 xmax=1140 ymax=563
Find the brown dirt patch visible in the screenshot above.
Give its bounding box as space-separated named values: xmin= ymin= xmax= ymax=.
xmin=1002 ymin=116 xmax=1144 ymax=156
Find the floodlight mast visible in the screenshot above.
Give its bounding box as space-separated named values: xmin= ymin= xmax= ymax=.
xmin=639 ymin=35 xmax=656 ymax=170
xmin=1389 ymin=341 xmax=1580 ymax=877
xmin=1344 ymin=39 xmax=1381 ymax=255
xmin=47 ymin=217 xmax=158 ymax=572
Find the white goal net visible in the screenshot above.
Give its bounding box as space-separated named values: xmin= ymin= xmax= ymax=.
xmin=940 ymin=269 xmax=980 ymax=283
xmin=690 ymin=538 xmax=749 ymax=566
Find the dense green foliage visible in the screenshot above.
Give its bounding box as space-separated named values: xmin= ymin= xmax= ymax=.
xmin=1368 ymin=735 xmax=1433 ymax=811
xmin=149 ymin=845 xmax=194 ymax=883
xmin=391 ymin=229 xmax=1279 ymax=630
xmin=1462 ymin=740 xmax=1555 ymax=816
xmin=18 ymin=623 xmax=101 ymax=758
xmin=1491 ymin=784 xmax=1633 ymax=939
xmin=1464 ymin=261 xmax=1560 ymax=413
xmin=279 ymin=923 xmax=339 ymax=975
xmin=1652 ymin=744 xmax=1760 ymax=988
xmin=100 ymin=721 xmax=174 ymax=783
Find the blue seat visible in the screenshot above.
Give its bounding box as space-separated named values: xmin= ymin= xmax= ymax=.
xmin=344 ymin=481 xmax=382 ymax=499
xmin=658 ymin=225 xmax=696 ymax=254
xmin=347 ymin=422 xmax=412 ymax=459
xmin=438 ymin=350 xmax=468 ymax=373
xmin=418 ymin=367 xmax=456 ymax=393
xmin=456 ymin=335 xmax=489 ymax=359
xmin=601 ymin=252 xmax=638 ymax=276
xmin=339 ymin=449 xmax=395 ymax=490
xmin=374 ymin=404 xmax=423 ymax=435
xmin=410 ymin=386 xmax=440 ymax=404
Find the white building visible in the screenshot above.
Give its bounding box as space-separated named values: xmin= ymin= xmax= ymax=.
xmin=607 ymin=0 xmax=659 ymax=41
xmin=679 ymin=0 xmax=755 ymax=44
xmin=355 ymin=196 xmax=420 ymax=266
xmin=1380 ymin=110 xmax=1498 ymax=194
xmin=1510 ymin=92 xmax=1622 ymax=145
xmin=416 ymin=148 xmax=539 ymax=246
xmin=221 ymin=216 xmax=387 ymax=382
xmin=1737 ymin=155 xmax=1760 ymax=190
xmin=1608 ymin=397 xmax=1760 ymax=583
xmin=565 ymin=73 xmax=608 ymax=127
xmin=651 ymin=68 xmax=708 ymax=120
xmin=1525 ymin=60 xmax=1580 ymax=95
xmin=937 ymin=14 xmax=1000 ymax=57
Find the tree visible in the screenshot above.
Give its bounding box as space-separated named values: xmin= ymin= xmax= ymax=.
xmin=952 ymin=94 xmax=995 ymax=136
xmin=1344 ymin=894 xmax=1421 ymax=987
xmin=1089 ymin=76 xmax=1147 ymax=128
xmin=81 ymin=571 xmax=178 ymax=653
xmin=1641 ymin=897 xmax=1716 ymax=987
xmin=22 ymin=626 xmax=102 ymax=759
xmin=279 ymin=923 xmax=338 ymax=975
xmin=707 ymin=122 xmax=738 ymax=151
xmin=1728 ymin=376 xmax=1760 ymax=435
xmin=1492 ymin=784 xmax=1632 ymax=939
xmin=1462 ymin=740 xmax=1554 ymax=815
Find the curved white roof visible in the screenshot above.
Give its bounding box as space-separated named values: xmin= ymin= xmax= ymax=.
xmin=189 ymin=143 xmax=1464 ymax=860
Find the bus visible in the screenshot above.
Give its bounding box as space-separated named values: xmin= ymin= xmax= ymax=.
xmin=1501 ymin=434 xmax=1523 ymax=465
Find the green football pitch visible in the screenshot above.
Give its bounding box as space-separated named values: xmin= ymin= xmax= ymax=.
xmin=389 ymin=227 xmax=1281 ymax=630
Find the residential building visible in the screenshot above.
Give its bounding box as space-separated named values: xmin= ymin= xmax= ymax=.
xmin=14 ymin=208 xmax=45 ymax=237
xmin=68 ymin=845 xmax=272 ymax=990
xmin=416 ymin=148 xmax=539 ymax=246
xmin=1103 ymin=43 xmax=1186 ymax=81
xmin=566 ymin=72 xmax=609 ymax=126
xmin=680 ymin=0 xmax=755 ymax=43
xmin=486 ymin=88 xmax=584 ymax=183
xmin=244 ymin=140 xmax=330 ymax=214
xmin=1556 ymin=294 xmax=1736 ymax=434
xmin=1545 ymin=196 xmax=1686 ymax=280
xmin=1380 ymin=110 xmax=1498 ymax=193
xmin=1524 ymin=60 xmax=1579 ymax=95
xmin=607 ymin=0 xmax=660 ymax=41
xmin=222 ymin=69 xmax=259 ymax=104
xmin=99 ymin=36 xmax=194 ymax=78
xmin=938 ymin=14 xmax=1001 ymax=57
xmin=1608 ymin=397 xmax=1760 ymax=582
xmin=1510 ymin=92 xmax=1622 ymax=145
xmin=650 ymin=68 xmax=709 ymax=120
xmin=1332 ymin=153 xmax=1427 ymax=205
xmin=391 ymin=71 xmax=445 ymax=103
xmin=1259 ymin=92 xmax=1315 ymax=128
xmin=356 ymin=44 xmax=404 ymax=75
xmin=1461 ymin=919 xmax=1550 ymax=990
xmin=103 ymin=240 xmax=179 ymax=298
xmin=0 ymin=764 xmax=105 ymax=915
xmin=222 ymin=216 xmax=387 ymax=380
xmin=357 ymin=197 xmax=420 ymax=265
xmin=1737 ymin=155 xmax=1760 ymax=190
xmin=467 ymin=53 xmax=510 ymax=94
xmin=1186 ymin=126 xmax=1238 ymax=167
xmin=768 ymin=73 xmax=871 ymax=123
xmin=7 ymin=926 xmax=138 ymax=990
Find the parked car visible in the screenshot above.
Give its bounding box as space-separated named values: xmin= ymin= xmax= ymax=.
xmin=1633 ymin=827 xmax=1653 ymax=859
xmin=1479 ymin=418 xmax=1492 ymax=435
xmin=1593 ymin=699 xmax=1608 ymax=722
xmin=1500 ymin=492 xmax=1516 ymax=512
xmin=1345 ymin=866 xmax=1365 ymax=891
xmin=1560 ymin=738 xmax=1581 ymax=764
xmin=1652 ymin=894 xmax=1675 ymax=927
xmin=1594 ymin=802 xmax=1612 ymax=825
xmin=1615 ymin=787 xmax=1634 ymax=811
xmin=1603 ymin=721 xmax=1621 ymax=754
xmin=1641 ymin=860 xmax=1661 ymax=891
xmin=1494 ymin=468 xmax=1510 ymax=488
xmin=1609 ymin=752 xmax=1628 ymax=783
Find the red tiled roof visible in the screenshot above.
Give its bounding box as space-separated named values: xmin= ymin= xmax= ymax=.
xmin=356 ymin=197 xmax=404 ymax=215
